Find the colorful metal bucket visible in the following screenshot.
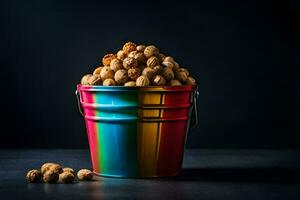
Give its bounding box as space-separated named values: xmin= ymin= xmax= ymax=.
xmin=76 ymin=85 xmax=198 ymax=178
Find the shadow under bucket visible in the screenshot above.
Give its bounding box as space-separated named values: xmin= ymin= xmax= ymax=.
xmin=76 ymin=85 xmax=198 ymax=178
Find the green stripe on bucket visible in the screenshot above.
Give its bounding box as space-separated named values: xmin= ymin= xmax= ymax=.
xmin=94 ymin=90 xmax=139 ymax=177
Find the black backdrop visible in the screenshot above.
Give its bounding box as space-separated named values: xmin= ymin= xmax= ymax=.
xmin=0 ymin=0 xmax=299 ymax=148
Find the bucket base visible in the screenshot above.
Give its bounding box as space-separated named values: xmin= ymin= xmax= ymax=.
xmin=93 ymin=171 xmax=179 ymax=179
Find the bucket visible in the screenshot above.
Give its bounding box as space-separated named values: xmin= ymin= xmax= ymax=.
xmin=76 ymin=85 xmax=198 ymax=178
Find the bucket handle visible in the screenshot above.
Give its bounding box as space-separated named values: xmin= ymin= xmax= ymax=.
xmin=189 ymin=88 xmax=199 ymax=130
xmin=75 ymin=90 xmax=84 ymax=117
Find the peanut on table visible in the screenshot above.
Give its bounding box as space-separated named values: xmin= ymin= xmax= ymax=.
xmin=26 ymin=162 xmax=94 ymax=184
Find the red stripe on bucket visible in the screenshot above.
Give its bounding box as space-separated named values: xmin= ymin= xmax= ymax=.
xmin=81 ymin=87 xmax=100 ymax=173
xmin=156 ymin=89 xmax=191 ymax=176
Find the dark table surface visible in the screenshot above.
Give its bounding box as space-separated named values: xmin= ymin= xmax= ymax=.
xmin=1 ymin=149 xmax=300 ymax=200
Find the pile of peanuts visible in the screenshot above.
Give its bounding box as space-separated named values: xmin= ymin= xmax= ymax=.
xmin=26 ymin=162 xmax=93 ymax=184
xmin=80 ymin=42 xmax=196 ymax=86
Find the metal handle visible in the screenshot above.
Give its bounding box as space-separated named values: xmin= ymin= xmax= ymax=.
xmin=75 ymin=90 xmax=84 ymax=117
xmin=190 ymin=88 xmax=199 ymax=130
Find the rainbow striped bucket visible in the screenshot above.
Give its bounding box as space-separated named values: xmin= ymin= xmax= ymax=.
xmin=76 ymin=85 xmax=198 ymax=178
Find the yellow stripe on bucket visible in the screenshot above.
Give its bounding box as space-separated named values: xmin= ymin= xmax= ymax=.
xmin=137 ymin=92 xmax=163 ymax=176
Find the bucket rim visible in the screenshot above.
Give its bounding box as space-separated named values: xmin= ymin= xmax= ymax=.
xmin=77 ymin=84 xmax=197 ymax=92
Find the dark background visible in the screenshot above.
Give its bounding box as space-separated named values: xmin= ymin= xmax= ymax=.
xmin=0 ymin=0 xmax=299 ymax=148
